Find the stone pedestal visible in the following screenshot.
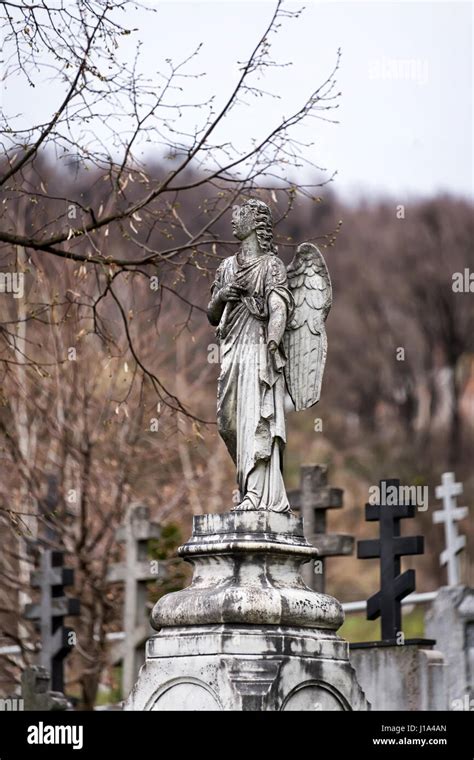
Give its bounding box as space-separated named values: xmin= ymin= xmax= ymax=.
xmin=350 ymin=641 xmax=446 ymax=711
xmin=125 ymin=511 xmax=367 ymax=711
xmin=425 ymin=585 xmax=474 ymax=709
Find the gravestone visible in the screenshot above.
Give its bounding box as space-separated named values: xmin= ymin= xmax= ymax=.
xmin=350 ymin=479 xmax=446 ymax=710
xmin=125 ymin=200 xmax=367 ymax=711
xmin=21 ymin=665 xmax=70 ymax=711
xmin=425 ymin=473 xmax=471 ymax=709
xmin=126 ymin=511 xmax=367 ymax=711
xmin=349 ymin=644 xmax=445 ymax=711
xmin=107 ymin=503 xmax=163 ymax=698
xmin=425 ymin=586 xmax=474 ymax=710
xmin=24 ymin=550 xmax=80 ymax=693
xmin=288 ymin=465 xmax=353 ymax=592
xmin=432 ymin=472 xmax=468 ymax=586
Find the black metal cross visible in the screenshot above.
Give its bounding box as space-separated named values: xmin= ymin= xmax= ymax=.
xmin=357 ymin=479 xmax=424 ymax=641
xmin=24 ymin=550 xmax=80 ymax=693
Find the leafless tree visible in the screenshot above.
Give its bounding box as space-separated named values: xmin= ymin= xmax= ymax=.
xmin=0 ymin=0 xmax=341 ymax=417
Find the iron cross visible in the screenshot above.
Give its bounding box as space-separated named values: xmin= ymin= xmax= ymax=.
xmin=357 ymin=479 xmax=424 ymax=641
xmin=24 ymin=550 xmax=80 ymax=693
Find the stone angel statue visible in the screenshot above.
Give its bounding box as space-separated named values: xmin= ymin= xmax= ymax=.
xmin=207 ymin=199 xmax=332 ymax=513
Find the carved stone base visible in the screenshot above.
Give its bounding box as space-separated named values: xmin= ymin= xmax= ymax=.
xmin=125 ymin=511 xmax=368 ymax=711
xmin=152 ymin=511 xmax=343 ymax=630
xmin=125 ymin=625 xmax=368 ymax=711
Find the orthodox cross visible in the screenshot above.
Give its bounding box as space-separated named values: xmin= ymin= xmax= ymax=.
xmin=357 ymin=479 xmax=424 ymax=641
xmin=41 ymin=473 xmax=61 ymax=544
xmin=107 ymin=503 xmax=163 ymax=697
xmin=24 ymin=550 xmax=80 ymax=692
xmin=288 ymin=465 xmax=354 ymax=592
xmin=433 ymin=472 xmax=468 ymax=586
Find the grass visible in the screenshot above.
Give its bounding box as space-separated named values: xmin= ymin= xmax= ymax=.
xmin=340 ymin=605 xmax=426 ymax=643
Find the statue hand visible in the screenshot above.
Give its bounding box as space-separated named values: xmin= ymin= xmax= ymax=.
xmin=267 ymin=339 xmax=285 ymax=372
xmin=267 ymin=340 xmax=279 ymax=354
xmin=218 ymin=284 xmax=245 ymax=303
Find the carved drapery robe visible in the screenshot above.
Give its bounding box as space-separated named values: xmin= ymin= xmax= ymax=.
xmin=212 ymin=252 xmax=294 ymax=511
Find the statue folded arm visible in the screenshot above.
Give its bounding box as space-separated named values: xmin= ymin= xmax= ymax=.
xmin=264 ymin=256 xmax=294 ymax=365
xmin=207 ymin=263 xmax=246 ymax=327
xmin=207 ymin=289 xmax=224 ymax=327
xmin=267 ymin=291 xmax=287 ymax=350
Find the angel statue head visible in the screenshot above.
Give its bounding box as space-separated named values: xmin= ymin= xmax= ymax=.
xmin=231 ymin=199 xmax=277 ymax=254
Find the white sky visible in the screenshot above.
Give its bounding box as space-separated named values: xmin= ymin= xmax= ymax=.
xmin=3 ymin=0 xmax=473 ymax=201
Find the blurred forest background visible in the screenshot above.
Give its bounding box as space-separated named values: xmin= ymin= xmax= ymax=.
xmin=0 ymin=0 xmax=472 ymax=708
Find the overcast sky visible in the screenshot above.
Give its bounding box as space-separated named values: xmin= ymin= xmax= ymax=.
xmin=4 ymin=1 xmax=472 ymax=202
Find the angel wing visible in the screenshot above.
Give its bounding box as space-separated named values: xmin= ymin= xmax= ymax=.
xmin=283 ymin=242 xmax=332 ymax=411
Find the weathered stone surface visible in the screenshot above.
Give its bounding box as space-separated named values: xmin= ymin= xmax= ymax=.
xmin=21 ymin=666 xmax=70 ymax=711
xmin=126 ymin=511 xmax=367 ymax=711
xmin=126 ymin=626 xmax=367 ymax=711
xmin=350 ymin=643 xmax=446 ymax=711
xmin=151 ymin=512 xmax=343 ymax=631
xmin=425 ymin=585 xmax=474 ymax=708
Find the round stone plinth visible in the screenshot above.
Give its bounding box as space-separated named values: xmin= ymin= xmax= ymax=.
xmin=151 ymin=511 xmax=344 ymax=631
